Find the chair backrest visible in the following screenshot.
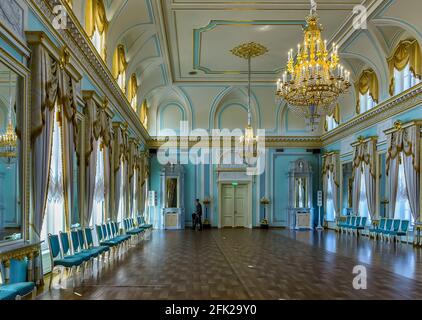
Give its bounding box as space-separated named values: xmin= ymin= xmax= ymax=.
xmin=102 ymin=224 xmax=109 ymax=239
xmin=140 ymin=216 xmax=146 ymax=225
xmin=59 ymin=232 xmax=71 ymax=256
xmin=392 ymin=219 xmax=401 ymax=232
xmin=123 ymin=219 xmax=128 ymax=230
xmin=48 ymin=234 xmax=62 ymax=259
xmin=379 ymin=218 xmax=386 ymax=229
xmin=85 ymin=228 xmax=94 ymax=247
xmin=137 ymin=216 xmax=142 ymax=225
xmin=9 ymin=258 xmax=28 ymax=284
xmin=96 ymin=225 xmax=103 ymax=241
xmin=385 ymin=219 xmax=393 ymax=231
xmin=400 ymin=220 xmax=410 ymax=232
xmin=346 ymin=216 xmax=351 ymax=224
xmin=77 ymin=229 xmax=86 ymax=249
xmin=355 ymin=217 xmax=362 ymax=226
xmin=350 ymin=217 xmax=356 ymax=225
xmin=106 ymin=223 xmax=113 ymax=238
xmin=361 ymin=217 xmax=367 ymax=226
xmin=70 ymin=230 xmax=81 ymax=253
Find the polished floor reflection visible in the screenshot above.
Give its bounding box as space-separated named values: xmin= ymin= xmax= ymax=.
xmin=37 ymin=229 xmax=422 ymax=300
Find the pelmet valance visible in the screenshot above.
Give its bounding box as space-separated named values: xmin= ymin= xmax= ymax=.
xmin=30 ymin=45 xmax=78 ymax=145
xmin=386 ymin=121 xmax=421 ymax=175
xmin=322 ymin=152 xmax=339 ymax=186
xmin=355 ymin=69 xmax=379 ymax=113
xmin=85 ymin=0 xmax=108 ymax=38
xmin=388 ymin=39 xmax=422 ymax=96
xmin=112 ymin=45 xmax=127 ymax=80
xmin=112 ymin=123 xmax=129 ymax=172
xmin=352 ymin=137 xmax=377 ymax=178
xmin=84 ymin=96 xmax=113 ymax=164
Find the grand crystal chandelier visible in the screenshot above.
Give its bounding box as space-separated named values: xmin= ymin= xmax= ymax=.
xmin=0 ymin=71 xmax=18 ymax=168
xmin=276 ymin=0 xmax=351 ymax=131
xmin=231 ymin=42 xmax=268 ymax=160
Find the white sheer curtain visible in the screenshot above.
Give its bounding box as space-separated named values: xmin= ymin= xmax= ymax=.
xmin=359 ymin=92 xmax=376 ymax=112
xmin=41 ymin=108 xmax=65 ymax=247
xmin=325 ymin=174 xmax=335 ymax=221
xmin=394 ymin=161 xmax=414 ymax=224
xmin=358 ymin=171 xmax=371 ymax=224
xmin=394 ymin=63 xmax=420 ymax=95
xmin=132 ymin=170 xmax=137 ymax=218
xmin=90 ymin=143 xmax=105 ymax=226
xmin=116 ymin=160 xmax=125 ymax=223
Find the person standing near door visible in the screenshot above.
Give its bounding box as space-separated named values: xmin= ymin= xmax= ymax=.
xmin=192 ymin=199 xmax=203 ymax=231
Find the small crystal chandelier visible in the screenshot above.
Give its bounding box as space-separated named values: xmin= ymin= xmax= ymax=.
xmin=276 ymin=0 xmax=351 ymax=131
xmin=231 ymin=42 xmax=268 ymax=160
xmin=0 ymin=71 xmax=18 ymax=169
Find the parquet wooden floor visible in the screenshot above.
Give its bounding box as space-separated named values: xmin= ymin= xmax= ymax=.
xmin=36 ymin=229 xmax=422 ymax=300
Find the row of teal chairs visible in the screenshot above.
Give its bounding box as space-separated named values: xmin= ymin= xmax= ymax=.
xmin=337 ymin=216 xmax=368 ymax=235
xmin=369 ymin=218 xmax=410 ymax=242
xmin=47 ymin=217 xmax=152 ymax=290
xmin=0 ymin=259 xmax=36 ymax=300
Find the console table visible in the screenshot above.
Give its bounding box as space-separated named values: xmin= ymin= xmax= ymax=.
xmin=0 ymin=241 xmax=42 ymax=285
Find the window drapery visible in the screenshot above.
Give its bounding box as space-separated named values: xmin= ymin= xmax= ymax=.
xmin=127 ymin=74 xmax=138 ymax=111
xmin=41 ymin=107 xmax=65 ymax=246
xmin=324 ymin=104 xmax=340 ymax=131
xmin=386 ymin=121 xmax=420 ymax=222
xmin=352 ymin=137 xmax=377 ymax=221
xmin=112 ymin=45 xmax=127 ymax=91
xmin=387 ymin=39 xmax=421 ymax=96
xmin=322 ymin=153 xmax=339 ymax=221
xmin=85 ymin=0 xmax=108 ymax=38
xmin=355 ymin=69 xmax=379 ymax=114
xmin=140 ymin=100 xmax=148 ymax=129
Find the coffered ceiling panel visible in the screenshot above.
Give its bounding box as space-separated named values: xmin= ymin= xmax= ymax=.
xmin=160 ymin=0 xmax=362 ymax=83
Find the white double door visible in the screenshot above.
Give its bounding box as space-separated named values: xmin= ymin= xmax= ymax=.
xmin=221 ymin=184 xmax=248 ymax=228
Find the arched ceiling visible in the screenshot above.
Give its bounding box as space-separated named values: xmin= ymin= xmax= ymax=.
xmin=72 ymin=0 xmax=422 ymax=136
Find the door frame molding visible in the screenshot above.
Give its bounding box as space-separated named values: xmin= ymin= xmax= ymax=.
xmin=218 ymin=181 xmax=252 ymax=229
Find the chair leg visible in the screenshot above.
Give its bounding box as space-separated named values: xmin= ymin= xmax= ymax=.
xmin=32 ymin=286 xmax=38 ymax=299
xmin=49 ymin=267 xmax=54 ymax=289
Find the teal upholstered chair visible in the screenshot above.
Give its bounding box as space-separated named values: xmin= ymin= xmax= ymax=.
xmin=0 ymin=259 xmax=36 ymax=300
xmin=96 ymin=225 xmax=119 ymax=259
xmin=384 ymin=219 xmax=401 ymax=242
xmin=377 ymin=219 xmax=393 ymax=241
xmin=369 ymin=218 xmax=386 ymax=239
xmin=390 ymin=220 xmax=410 ymax=243
xmin=353 ymin=217 xmax=367 ymax=236
xmin=47 ymin=234 xmax=85 ymax=289
xmin=84 ymin=228 xmax=110 ymax=260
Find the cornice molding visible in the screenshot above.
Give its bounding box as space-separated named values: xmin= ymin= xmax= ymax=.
xmin=30 ymin=0 xmax=149 ymax=145
xmin=148 ymin=136 xmax=322 ymax=149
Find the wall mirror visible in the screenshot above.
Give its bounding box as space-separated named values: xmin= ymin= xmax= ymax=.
xmin=166 ymin=177 xmax=178 ymax=208
xmin=341 ymin=162 xmax=353 ymax=215
xmin=0 ymin=61 xmax=23 ymax=243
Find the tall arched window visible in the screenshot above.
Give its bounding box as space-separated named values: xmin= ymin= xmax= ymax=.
xmin=355 ymin=69 xmax=378 ymax=114
xmin=140 ymin=100 xmax=148 ymax=129
xmin=41 ymin=104 xmax=65 ymax=246
xmin=325 ymin=104 xmax=339 ymax=131
xmin=85 ymin=0 xmax=108 ymax=60
xmin=127 ymin=74 xmax=138 ymax=111
xmin=112 ymin=45 xmax=127 ymax=92
xmin=388 ymin=39 xmax=421 ymax=96
xmin=116 ymin=158 xmax=125 ymax=223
